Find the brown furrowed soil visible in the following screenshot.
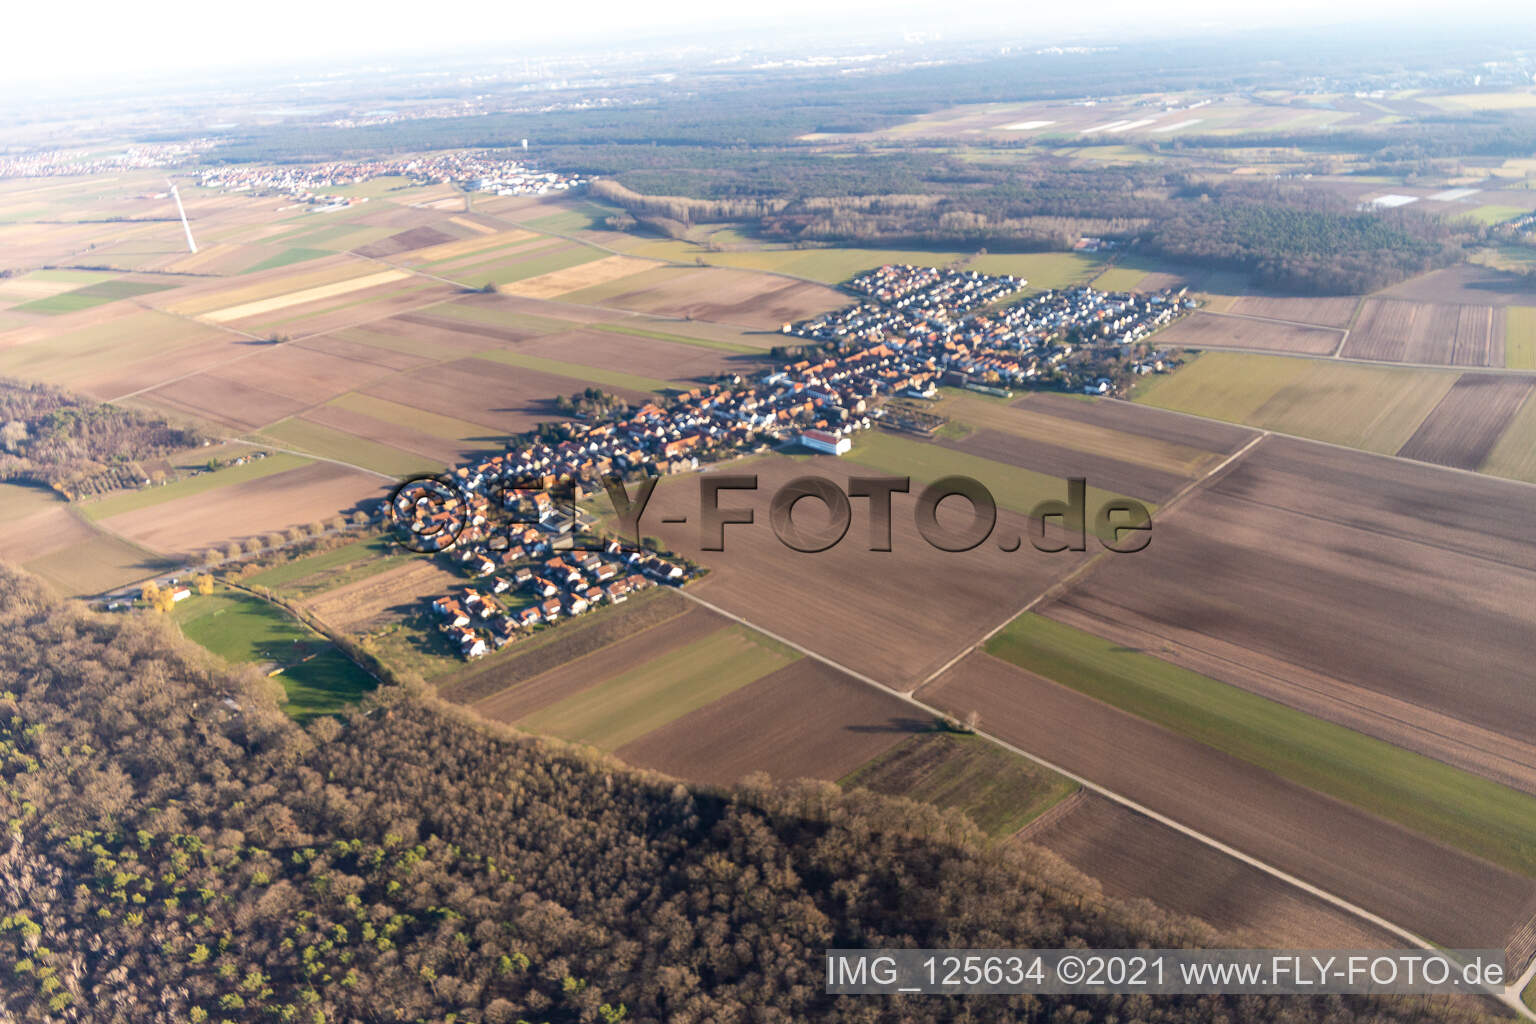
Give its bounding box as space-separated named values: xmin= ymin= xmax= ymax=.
xmin=615 ymin=657 xmax=923 ymax=785
xmin=1344 ymin=299 xmax=1504 ymax=366
xmin=360 ymin=357 xmax=651 ymax=433
xmin=641 ymin=455 xmax=1095 ymax=689
xmin=1225 ymin=295 xmax=1362 ymax=328
xmin=1395 ymin=374 xmax=1535 ymax=469
xmin=920 ymin=651 xmax=1536 ymax=955
xmin=1038 ymin=434 xmax=1536 ymax=792
xmin=595 ymin=266 xmax=845 ymax=329
xmin=1026 ymin=794 xmax=1404 ymax=948
xmin=99 ymin=462 xmax=388 ymax=554
xmin=1154 ymin=311 xmax=1343 ymax=355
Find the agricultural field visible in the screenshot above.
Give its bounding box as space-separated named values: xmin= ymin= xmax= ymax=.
xmin=173 ymin=584 xmax=376 ymax=720
xmin=96 ymin=460 xmax=387 ymax=555
xmin=1027 ymin=796 xmax=1401 ymax=948
xmin=259 ymin=417 xmax=448 ymax=477
xmin=1152 ymin=310 xmax=1343 ymax=356
xmin=1037 ymin=435 xmax=1536 ymax=796
xmin=636 ymin=454 xmax=1098 ymax=688
xmin=849 ymin=429 xmax=1150 ymax=534
xmin=588 ymin=265 xmax=846 ymax=329
xmin=1378 ymin=263 xmax=1536 ymax=306
xmin=1223 ymin=294 xmax=1362 ymax=327
xmin=616 ymin=657 xmax=925 ymax=787
xmin=1342 ymin=298 xmax=1505 ymax=366
xmin=442 ymin=588 xmax=693 ymax=704
xmin=244 ymin=535 xmax=403 ymax=596
xmin=919 ymin=649 xmax=1536 ymax=958
xmin=1508 ymin=306 xmax=1536 ymax=369
xmin=298 ymin=556 xmax=465 ymax=633
xmin=1133 ymin=350 xmax=1458 ymax=453
xmin=512 ymin=623 xmax=797 ymax=750
xmin=1480 ymin=390 xmax=1536 ymax=484
xmin=842 ymin=730 xmax=1078 ymax=839
xmin=1394 ymin=374 xmax=1535 ymax=470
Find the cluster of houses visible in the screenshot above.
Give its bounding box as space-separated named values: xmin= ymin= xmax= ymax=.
xmin=786 ymin=265 xmax=1193 ymax=393
xmin=197 ymin=152 xmax=584 ymax=204
xmin=428 ymin=531 xmax=684 ymax=658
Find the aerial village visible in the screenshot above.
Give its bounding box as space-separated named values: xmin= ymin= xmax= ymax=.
xmin=197 ymin=152 xmax=585 ymax=209
xmin=405 ymin=263 xmax=1193 ymax=659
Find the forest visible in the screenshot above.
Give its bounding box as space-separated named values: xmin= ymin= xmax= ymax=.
xmin=590 ymin=168 xmax=1468 ymax=295
xmin=0 ymin=379 xmax=202 ymax=499
xmin=0 ymin=564 xmax=1509 ymax=1023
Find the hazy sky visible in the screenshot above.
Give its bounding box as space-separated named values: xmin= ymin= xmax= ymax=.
xmin=6 ymin=0 xmax=1535 ymax=86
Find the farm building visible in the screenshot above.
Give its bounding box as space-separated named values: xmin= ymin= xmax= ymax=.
xmin=801 ymin=429 xmax=851 ymax=456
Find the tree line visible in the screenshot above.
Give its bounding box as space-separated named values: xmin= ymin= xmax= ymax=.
xmin=0 ymin=563 xmax=1506 ymax=1023
xmin=0 ymin=378 xmax=203 ymax=500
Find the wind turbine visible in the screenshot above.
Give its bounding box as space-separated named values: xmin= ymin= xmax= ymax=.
xmin=168 ymin=178 xmax=197 ymax=254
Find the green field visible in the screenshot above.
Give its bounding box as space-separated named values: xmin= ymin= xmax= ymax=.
xmin=1133 ymin=351 xmax=1456 ymax=453
xmin=1523 ymin=976 xmax=1535 ymax=1013
xmin=850 ymin=430 xmax=1148 ymax=541
xmin=1507 ymin=306 xmax=1536 ymax=370
xmin=13 ymin=277 xmax=174 ymax=315
xmin=477 ymin=244 xmax=607 ymax=288
xmin=259 ymin=417 xmax=442 ymax=478
xmin=517 ymin=624 xmax=797 ymax=749
xmin=1477 ymin=389 xmax=1536 ymax=483
xmin=176 ymin=585 xmax=374 ymax=720
xmin=242 ymin=247 xmax=330 ymax=274
xmin=82 ymin=452 xmax=312 ymax=520
xmin=1091 ymin=265 xmax=1148 ymax=291
xmin=986 ymin=613 xmax=1536 ymax=878
xmin=588 ymin=322 xmax=760 ymax=355
xmin=841 ymin=731 xmax=1078 ymax=839
xmin=516 ymin=199 xmax=625 ymax=235
xmin=244 ymin=535 xmax=403 ymax=594
xmin=476 ymin=348 xmax=673 ymax=394
xmin=1464 ymin=205 xmax=1528 ymax=226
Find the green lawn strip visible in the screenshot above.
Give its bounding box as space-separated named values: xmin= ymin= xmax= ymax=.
xmin=175 ymin=585 xmax=374 ymax=720
xmin=1506 ymin=307 xmax=1536 ymax=370
xmin=257 ymin=417 xmax=443 ymax=478
xmin=517 ymin=624 xmax=797 ymax=750
xmin=475 ymin=348 xmax=672 ymax=395
xmin=1522 ymin=976 xmax=1535 ymax=1013
xmin=587 ymin=322 xmax=760 ymax=355
xmin=986 ymin=613 xmax=1536 ymax=878
xmin=244 ymin=535 xmax=402 ymax=591
xmin=81 ymin=453 xmax=312 ymax=521
xmin=851 ymin=429 xmax=1150 ymax=543
xmin=840 ymin=731 xmax=1078 ymax=839
xmin=241 ymin=247 xmax=331 ymax=274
